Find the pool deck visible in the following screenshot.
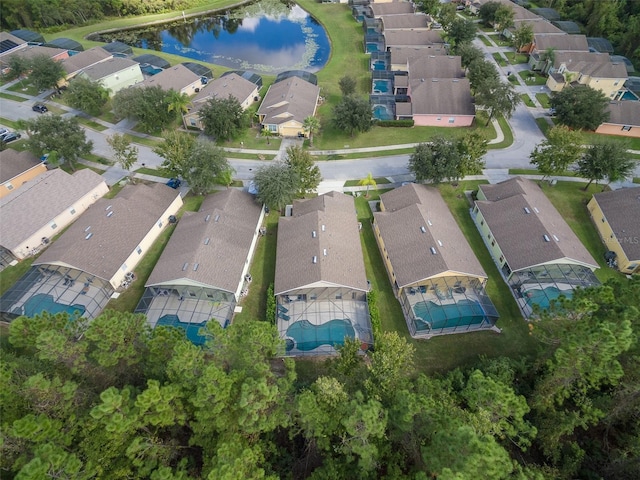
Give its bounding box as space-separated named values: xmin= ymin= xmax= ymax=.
xmin=143 ymin=293 xmax=233 ymax=330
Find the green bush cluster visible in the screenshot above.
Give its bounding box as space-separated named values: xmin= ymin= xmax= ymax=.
xmin=266 ymin=283 xmax=276 ymax=324
xmin=374 ymin=119 xmax=414 ymax=128
xmin=367 ymin=289 xmax=381 ymax=340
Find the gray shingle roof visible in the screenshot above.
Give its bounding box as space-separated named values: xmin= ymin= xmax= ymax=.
xmin=190 ymin=73 xmax=257 ymax=106
xmin=534 ymin=34 xmax=589 ymax=52
xmin=146 ymin=189 xmax=262 ymax=293
xmin=0 ymin=149 xmax=42 ymax=183
xmin=79 ymin=57 xmax=140 ymax=81
xmin=476 ymin=177 xmax=597 ymax=271
xmin=274 ymin=191 xmax=368 ymax=295
xmin=139 ymin=64 xmax=201 ymax=92
xmin=369 ymin=3 xmax=415 ymax=17
xmin=381 ymin=14 xmax=429 ymax=30
xmin=384 ymin=30 xmax=445 ymax=48
xmin=0 ymin=169 xmax=106 ymax=252
xmin=512 ymin=20 xmax=564 ymax=35
xmin=592 ymin=188 xmax=640 ymax=261
xmin=409 ymin=78 xmax=475 ymax=116
xmin=554 ymin=52 xmax=628 ymax=79
xmin=257 ymin=76 xmax=320 ymax=126
xmin=408 ymin=55 xmax=464 ymax=79
xmin=374 ymin=184 xmax=486 ymax=287
xmin=35 ymin=183 xmax=181 ymax=282
xmin=61 ymin=47 xmax=113 ymax=75
xmin=604 ymin=101 xmax=640 ymax=126
xmin=0 ymin=45 xmax=66 ymax=65
xmin=389 ymin=46 xmax=447 ymax=66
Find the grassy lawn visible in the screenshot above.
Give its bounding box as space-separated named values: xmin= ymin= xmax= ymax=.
xmin=0 ymin=117 xmax=21 ymax=129
xmin=520 ymin=94 xmax=534 ymax=107
xmin=535 ymin=117 xmax=552 ymax=136
xmin=98 ymin=110 xmax=119 ymax=125
xmin=508 ymin=168 xmax=576 ymax=177
xmin=312 ymin=147 xmax=416 ymax=160
xmin=76 ymin=117 xmax=108 ymax=131
xmin=234 ymin=211 xmax=279 ymax=323
xmin=492 ymin=52 xmax=508 ymax=67
xmin=536 ymin=93 xmax=551 ymax=108
xmin=83 ymin=152 xmax=112 ymax=165
xmin=540 ymin=181 xmax=626 ymax=284
xmin=7 ymin=82 xmax=40 ymax=96
xmin=579 ymin=131 xmax=640 ymax=151
xmin=105 ymin=195 xmax=203 ymax=312
xmin=0 ymin=92 xmax=27 ymax=102
xmin=479 ymin=35 xmax=494 ymax=47
xmin=344 ymin=177 xmax=391 ymax=187
xmin=488 ymin=113 xmax=514 ymax=150
xmin=511 ymin=53 xmax=529 ymax=64
xmin=520 ymin=70 xmax=547 ymax=86
xmin=223 ymin=126 xmax=281 ymax=151
xmin=123 ymin=134 xmax=162 ymax=149
xmin=134 ymin=167 xmax=173 ymax=178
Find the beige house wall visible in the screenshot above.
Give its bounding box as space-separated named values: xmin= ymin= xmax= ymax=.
xmin=546 ymin=74 xmax=565 ymax=92
xmin=0 ymin=163 xmax=48 ymax=199
xmin=277 ymin=120 xmax=305 ymax=137
xmin=471 ymin=207 xmax=509 ymax=271
xmin=412 ymin=114 xmax=474 ymax=127
xmin=578 ymin=75 xmax=624 ymax=98
xmin=93 ymin=64 xmax=144 ymax=95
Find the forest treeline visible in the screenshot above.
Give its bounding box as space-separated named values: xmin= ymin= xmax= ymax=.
xmin=1 ymin=277 xmax=638 ymax=479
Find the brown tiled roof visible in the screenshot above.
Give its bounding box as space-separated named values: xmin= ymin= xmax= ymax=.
xmin=257 ymin=76 xmax=320 ymax=126
xmin=553 ymin=51 xmax=608 ymax=69
xmin=60 ymin=47 xmax=112 ymax=75
xmin=36 ymin=183 xmax=181 ymax=281
xmin=79 ymin=57 xmax=140 ymax=81
xmin=604 ymin=101 xmax=640 ymax=126
xmin=0 ymin=45 xmax=66 ymax=65
xmin=1 ymin=169 xmax=106 ymax=252
xmin=476 ymin=177 xmax=598 ymax=271
xmin=534 ymin=34 xmax=589 ymax=52
xmin=389 ymin=46 xmax=447 ymax=66
xmin=592 ymin=188 xmax=640 ymax=261
xmin=375 ymin=184 xmax=486 ymax=286
xmin=274 ymin=191 xmax=368 ymax=295
xmin=139 ymin=64 xmax=201 ymax=92
xmin=0 ymin=149 xmax=42 ymax=183
xmin=512 ymin=20 xmax=564 ymax=35
xmin=381 ymin=14 xmax=429 ymax=30
xmin=191 ymin=73 xmax=257 ymax=105
xmin=146 ymin=189 xmax=262 ymax=293
xmin=370 ymin=3 xmax=415 ymax=17
xmin=408 ymin=55 xmax=464 ymax=79
xmin=409 ymin=78 xmax=475 ymax=116
xmin=384 ymin=30 xmax=445 ymax=48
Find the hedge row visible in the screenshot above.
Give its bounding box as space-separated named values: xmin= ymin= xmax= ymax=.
xmin=266 ymin=283 xmax=276 ymax=325
xmin=367 ymin=289 xmax=381 ymax=340
xmin=374 ymin=119 xmax=414 ymax=128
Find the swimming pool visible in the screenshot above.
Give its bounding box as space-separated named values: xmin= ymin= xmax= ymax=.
xmin=366 ymin=43 xmax=380 ymax=53
xmin=371 ymin=59 xmax=387 ymax=71
xmin=620 ymin=90 xmax=639 ymax=101
xmin=372 ymin=79 xmax=391 ymax=93
xmin=525 ymin=286 xmax=572 ymax=310
xmin=413 ymin=299 xmax=485 ymax=331
xmin=373 ymin=104 xmax=394 ymax=121
xmin=140 ymin=64 xmax=163 ymax=76
xmin=156 ymin=314 xmax=214 ymax=345
xmin=23 ymin=293 xmax=85 ymax=318
xmin=285 ymin=319 xmax=355 ymax=352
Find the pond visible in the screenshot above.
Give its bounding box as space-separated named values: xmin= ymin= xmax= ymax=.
xmin=93 ymin=0 xmax=330 ymax=74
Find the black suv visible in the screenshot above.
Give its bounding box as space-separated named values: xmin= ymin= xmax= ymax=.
xmin=32 ymin=103 xmax=48 ymax=113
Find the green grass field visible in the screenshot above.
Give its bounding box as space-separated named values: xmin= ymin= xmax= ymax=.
xmin=0 ymin=92 xmax=27 ymax=102
xmin=520 ymin=94 xmax=534 ymax=107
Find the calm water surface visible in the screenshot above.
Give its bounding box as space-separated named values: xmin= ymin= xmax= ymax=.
xmin=97 ymin=0 xmax=330 ymax=74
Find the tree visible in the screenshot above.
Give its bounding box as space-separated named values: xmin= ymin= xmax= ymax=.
xmin=28 ymin=54 xmax=66 ymax=92
xmin=456 ymin=43 xmax=484 ymax=69
xmin=198 ymin=95 xmax=246 ymax=141
xmin=358 ymin=173 xmax=377 ymax=198
xmin=529 ymin=125 xmax=583 ymax=180
xmin=107 ymin=133 xmax=138 ymax=173
xmin=446 ymin=18 xmax=477 ymax=48
xmin=478 ymin=1 xmax=502 ymax=26
xmin=253 ymin=161 xmax=299 ymax=212
xmin=166 ymin=89 xmax=191 ymax=129
xmin=65 ymin=76 xmax=110 ymax=115
xmin=338 ymin=75 xmax=357 ymax=97
xmin=302 ymin=115 xmax=321 ymax=147
xmin=540 ymin=47 xmax=556 ymax=73
xmin=153 ymin=130 xmax=196 ymax=179
xmin=284 ymin=145 xmax=321 ymax=196
xmin=183 ymin=138 xmax=230 ymax=195
xmin=408 ymin=137 xmax=460 ymax=184
xmin=333 ymin=95 xmax=372 ymax=137
xmin=512 ymin=22 xmax=534 ymax=56
xmin=24 ymin=115 xmax=92 ymax=171
xmin=217 ymin=165 xmax=236 ymax=188
xmin=577 ymin=140 xmax=636 ymax=190
xmin=456 ymin=132 xmax=487 ymax=179
xmin=437 ymin=2 xmax=457 ymax=30
xmin=417 ymin=0 xmax=439 ymax=15
xmin=5 ymin=55 xmax=29 ymax=83
xmin=494 ymin=4 xmax=515 ymax=31
xmin=467 ymin=59 xmax=499 ymax=92
xmin=551 ymin=85 xmax=610 ymax=131
xmin=475 ymin=78 xmax=521 ymax=125
xmin=112 ymin=86 xmax=174 ymax=133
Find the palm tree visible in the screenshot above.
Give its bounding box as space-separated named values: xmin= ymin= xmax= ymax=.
xmin=167 ymin=90 xmax=191 ymax=129
xmin=358 ymin=173 xmax=377 ymax=198
xmin=302 ymin=116 xmax=321 ymax=147
xmin=261 ymin=127 xmax=273 ymax=145
xmin=541 ymin=47 xmax=556 ymax=75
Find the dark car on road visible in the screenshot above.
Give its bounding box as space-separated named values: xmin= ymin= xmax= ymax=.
xmin=166 ymin=178 xmax=182 ymax=189
xmin=32 ymin=103 xmax=48 ymax=113
xmin=2 ymin=132 xmax=22 ymax=143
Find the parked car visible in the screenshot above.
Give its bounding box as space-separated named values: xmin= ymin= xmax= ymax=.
xmin=166 ymin=178 xmax=181 ymax=189
xmin=32 ymin=103 xmax=48 ymax=113
xmin=0 ymin=128 xmax=9 ymax=137
xmin=2 ymin=132 xmax=22 ymax=143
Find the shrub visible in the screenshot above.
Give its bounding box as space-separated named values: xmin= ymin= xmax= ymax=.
xmin=266 ymin=283 xmax=276 ymax=325
xmin=375 ymin=119 xmax=414 ymax=128
xmin=367 ymin=289 xmax=381 ymax=340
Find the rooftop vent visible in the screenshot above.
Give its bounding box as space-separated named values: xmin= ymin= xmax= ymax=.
xmin=533 ymin=207 xmax=540 ymax=213
xmin=312 ymin=256 xmax=317 ymax=264
xmin=420 ymin=226 xmax=427 ymax=233
xmin=524 ymin=207 xmax=531 ymax=214
xmin=214 ymin=214 xmax=220 ymax=222
xmin=430 ymin=247 xmax=437 ymax=255
xmin=204 ymin=237 xmax=210 ymax=245
xmin=106 ymin=205 xmax=112 ymax=210
xmin=205 ymin=214 xmax=211 ymax=222
xmin=543 ymin=234 xmax=551 ymax=242
xmin=552 ymin=234 xmax=559 ymax=241
xmin=182 ymin=263 xmax=189 ymax=271
xmin=106 ymin=211 xmax=114 ymax=217
xmin=85 ymin=232 xmax=93 ymax=240
xmin=323 ymin=248 xmax=327 ymax=256
xmin=312 ymin=230 xmax=317 ymax=238
xmin=193 ymin=263 xmax=199 ymax=271
xmin=427 ymin=220 xmax=433 ymax=226
xmin=321 ymin=224 xmax=326 ymax=231
xmin=437 ymin=240 xmax=443 ymax=247
xmin=84 ymin=226 xmax=91 ymax=232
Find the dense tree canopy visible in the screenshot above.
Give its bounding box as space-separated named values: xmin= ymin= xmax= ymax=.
xmin=332 ymin=95 xmax=372 ymax=137
xmin=198 ymin=95 xmax=247 ymax=141
xmin=529 ymin=125 xmax=583 ymax=180
xmin=112 ymin=86 xmax=174 ymax=133
xmin=550 ymin=85 xmax=610 ymax=131
xmin=185 ymin=138 xmax=231 ymax=195
xmin=408 ymin=137 xmax=460 ymax=184
xmin=284 ymin=145 xmax=321 ymax=196
xmin=65 ymin=76 xmax=110 ymax=116
xmin=28 ymin=55 xmax=66 ymax=92
xmin=576 ymin=140 xmax=637 ymax=190
xmin=253 ymin=161 xmax=300 ymax=212
xmin=107 ymin=133 xmax=138 ymax=172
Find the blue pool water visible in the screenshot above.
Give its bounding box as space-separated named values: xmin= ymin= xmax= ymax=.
xmin=286 ymin=319 xmax=355 ymax=352
xmin=373 ymin=79 xmax=391 ymax=93
xmin=156 ymin=314 xmax=221 ymax=345
xmin=373 ymin=104 xmax=393 ymax=120
xmin=140 ymin=64 xmax=163 ymax=76
xmin=367 ymin=27 xmax=379 ymax=34
xmin=413 ymin=299 xmax=485 ymax=331
xmin=620 ymin=90 xmax=639 ymax=101
xmin=23 ymin=293 xmax=85 ymax=318
xmin=366 ymin=43 xmax=379 ymax=53
xmin=372 ymin=60 xmax=387 ymax=70
xmin=525 ymin=286 xmax=571 ymax=310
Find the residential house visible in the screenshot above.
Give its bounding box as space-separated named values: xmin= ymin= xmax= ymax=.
xmin=397 ymin=78 xmax=475 ymax=126
xmin=257 ymin=75 xmax=320 ymax=137
xmin=373 ymin=184 xmax=499 ymax=338
xmin=383 ymin=30 xmax=445 ymax=50
xmin=78 ymin=57 xmax=143 ymax=95
xmin=274 ymin=192 xmax=373 ymax=356
xmin=0 ymin=168 xmax=107 ymax=265
xmin=388 ymin=46 xmax=447 ymax=71
xmin=546 ymin=51 xmax=628 ymax=98
xmin=0 ymin=45 xmax=69 ymax=70
xmin=138 ymin=63 xmax=204 ymax=96
xmin=0 ymin=149 xmax=47 ymax=199
xmin=588 ymin=188 xmax=640 ymax=275
xmin=504 ymin=19 xmax=564 ymax=43
xmin=136 ymin=189 xmax=265 ymax=344
xmin=369 ymin=2 xmax=415 ymax=17
xmin=595 ymin=101 xmax=640 ymax=138
xmin=183 ymin=73 xmax=260 ymax=130
xmin=59 ymin=47 xmax=113 ymax=82
xmin=0 ymin=31 xmax=27 ymax=56
xmin=380 ymin=14 xmax=430 ymax=32
xmin=527 ymin=33 xmax=589 ymax=69
xmin=471 ymin=177 xmax=599 ymax=317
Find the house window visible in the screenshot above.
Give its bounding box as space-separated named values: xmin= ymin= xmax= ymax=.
xmin=491 ymin=240 xmax=495 ymax=247
xmin=499 ymin=255 xmax=504 ymax=262
xmin=158 ymin=221 xmax=163 ymax=228
xmin=622 ymin=126 xmax=632 ymax=131
xmin=190 ymin=118 xmax=197 ymax=126
xmin=601 ymin=218 xmax=606 ymax=223
xmin=50 ymin=221 xmax=57 ymax=229
xmin=136 ymin=246 xmax=142 ymax=255
xmin=436 ymin=117 xmax=442 ymax=121
xmin=627 ymin=263 xmax=638 ymax=271
xmin=6 ymin=182 xmax=13 ymax=190
xmin=613 ymin=80 xmax=619 ymax=86
xmin=448 ymin=117 xmax=455 ymax=124
xmin=121 ymin=263 xmax=127 ymax=271
xmin=268 ymin=124 xmax=277 ymax=133
xmin=310 ymin=293 xmax=317 ymax=300
xmin=480 ymin=220 xmax=484 ymax=226
xmin=69 ymin=207 xmax=76 ymax=215
xmin=487 ymin=233 xmax=491 ymax=240
xmin=188 ymin=291 xmax=197 ymax=298
xmin=206 ymin=292 xmax=215 ymax=299
xmin=336 ymin=293 xmax=342 ymax=299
